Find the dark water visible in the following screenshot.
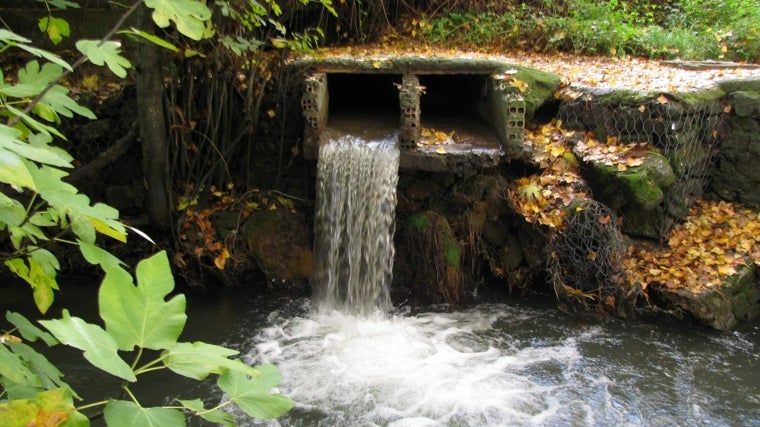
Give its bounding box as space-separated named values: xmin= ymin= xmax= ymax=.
xmin=3 ymin=281 xmax=760 ymax=427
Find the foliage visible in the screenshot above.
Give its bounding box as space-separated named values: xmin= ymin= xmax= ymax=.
xmin=1 ymin=0 xmax=294 ymax=424
xmin=1 ymin=251 xmax=293 ymax=426
xmin=413 ymin=0 xmax=760 ymax=61
xmin=625 ymin=200 xmax=760 ymax=293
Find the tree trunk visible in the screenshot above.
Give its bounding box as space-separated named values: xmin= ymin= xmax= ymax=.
xmin=135 ymin=4 xmax=171 ymax=227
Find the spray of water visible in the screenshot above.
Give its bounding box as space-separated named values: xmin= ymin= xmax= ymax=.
xmin=311 ymin=135 xmax=400 ymax=316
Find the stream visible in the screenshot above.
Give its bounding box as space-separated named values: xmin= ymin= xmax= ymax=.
xmin=3 ymin=280 xmax=760 ymax=426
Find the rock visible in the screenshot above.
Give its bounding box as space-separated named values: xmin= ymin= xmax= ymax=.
xmin=710 ymin=114 xmax=760 ymax=208
xmin=655 ymin=264 xmax=759 ymax=330
xmin=402 ymin=210 xmax=464 ymax=303
xmin=242 ymin=209 xmax=312 ymax=285
xmin=729 ymin=91 xmax=760 ymax=118
xmin=499 ymin=233 xmax=524 ymax=272
xmin=579 ymin=151 xmax=675 ymax=238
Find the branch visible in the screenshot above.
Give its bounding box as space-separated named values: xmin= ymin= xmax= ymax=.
xmin=67 ymin=122 xmax=137 ymax=184
xmin=6 ymin=0 xmax=143 ymax=128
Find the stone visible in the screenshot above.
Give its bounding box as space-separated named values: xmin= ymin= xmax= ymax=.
xmin=729 ymin=91 xmax=760 ymax=118
xmin=710 ymin=115 xmax=760 ymax=208
xmin=403 ymin=210 xmax=465 ymax=303
xmin=656 ymin=263 xmax=759 ymax=330
xmin=580 ymin=151 xmax=677 ymax=238
xmin=242 ymin=209 xmax=312 ymax=285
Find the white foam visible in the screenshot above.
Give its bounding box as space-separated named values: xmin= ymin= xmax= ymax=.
xmin=243 ymin=304 xmax=585 ymax=426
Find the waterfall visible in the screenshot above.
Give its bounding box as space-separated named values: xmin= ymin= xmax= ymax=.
xmin=312 ymin=134 xmax=400 ymax=315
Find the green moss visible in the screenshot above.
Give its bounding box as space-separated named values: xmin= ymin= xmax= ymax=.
xmin=593 ymin=151 xmax=674 ymax=210
xmin=669 ymin=87 xmax=726 ymax=111
xmin=511 ymin=66 xmax=563 ymax=119
xmin=408 ymin=212 xmax=430 ymax=233
xmin=408 ymin=210 xmax=461 ymax=269
xmin=442 ymin=235 xmax=461 ymax=268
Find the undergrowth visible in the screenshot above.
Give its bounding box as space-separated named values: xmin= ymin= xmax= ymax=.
xmin=410 ymin=0 xmax=760 ymax=62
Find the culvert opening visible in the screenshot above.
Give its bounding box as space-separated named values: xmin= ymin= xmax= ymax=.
xmin=325 ymin=73 xmax=401 ymax=137
xmin=418 ymin=74 xmax=499 ymax=146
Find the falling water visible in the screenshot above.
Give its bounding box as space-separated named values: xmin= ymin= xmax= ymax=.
xmin=311 ymin=134 xmax=400 ymax=315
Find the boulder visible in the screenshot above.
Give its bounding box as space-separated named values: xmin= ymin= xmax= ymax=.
xmin=710 ymin=109 xmax=760 ymax=208
xmin=242 ymin=209 xmax=312 ymax=285
xmin=402 ymin=210 xmax=464 ymax=303
xmin=579 ymin=151 xmax=675 ymax=238
xmin=654 ymin=263 xmax=759 ymax=330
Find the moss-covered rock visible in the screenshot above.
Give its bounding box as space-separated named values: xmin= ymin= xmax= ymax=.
xmin=404 ymin=210 xmax=464 ymax=303
xmin=730 ymin=91 xmax=760 ymax=118
xmin=654 ymin=263 xmax=759 ymax=330
xmin=710 ymin=114 xmax=760 ymax=208
xmin=579 ymin=150 xmax=675 ymax=238
xmin=242 ymin=209 xmax=312 ymax=285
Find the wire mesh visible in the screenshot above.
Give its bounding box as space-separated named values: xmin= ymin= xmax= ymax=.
xmin=559 ymin=94 xmax=724 ymax=238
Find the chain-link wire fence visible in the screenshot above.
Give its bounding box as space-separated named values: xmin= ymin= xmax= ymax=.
xmin=559 ymin=93 xmax=724 ymax=239
xmin=546 ymin=199 xmax=627 ymax=308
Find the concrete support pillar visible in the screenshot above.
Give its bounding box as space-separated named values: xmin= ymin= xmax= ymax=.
xmin=490 ymin=74 xmax=526 ymax=152
xmin=398 ymin=74 xmax=423 ymax=150
xmin=302 ymin=72 xmax=328 ymax=158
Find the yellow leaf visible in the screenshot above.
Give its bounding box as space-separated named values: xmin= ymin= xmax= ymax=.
xmin=267 ymin=109 xmax=276 ymax=118
xmin=90 ymin=218 xmax=127 ymax=243
xmin=214 ymin=248 xmax=230 ymax=270
xmin=436 ymin=146 xmax=447 ymax=154
xmin=657 ymin=94 xmax=669 ymax=104
xmin=617 ymin=163 xmax=627 ymax=172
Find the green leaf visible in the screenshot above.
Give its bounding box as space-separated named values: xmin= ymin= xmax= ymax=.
xmin=39 ymin=85 xmax=97 ymax=119
xmin=5 ymin=311 xmax=58 ymax=346
xmin=0 ymin=190 xmax=29 ymax=227
xmin=104 ymin=400 xmax=185 ymax=427
xmin=0 ymin=344 xmax=32 ymax=384
xmin=71 ymin=217 xmax=96 ymax=243
xmin=15 ymin=44 xmax=73 ymax=71
xmin=177 ymin=398 xmax=235 ymax=426
xmin=17 ymin=61 xmax=62 ymax=94
xmin=7 ymin=342 xmax=72 ymax=394
xmin=144 ymin=0 xmax=213 ymax=40
xmin=120 ymin=27 xmax=179 ymax=52
xmin=40 ymin=0 xmax=81 ymax=9
xmin=6 ymin=104 xmax=66 ymax=139
xmin=217 ymin=365 xmax=294 ymax=419
xmin=5 ymin=257 xmax=58 ymax=314
xmin=99 ymin=251 xmax=187 ymax=351
xmin=0 ymin=133 xmax=72 ymax=168
xmin=29 ymin=209 xmax=58 ymax=227
xmin=40 ymin=309 xmax=136 ymax=381
xmin=76 ymin=40 xmax=132 ymax=78
xmin=0 ymin=29 xmax=32 ymax=44
xmin=162 ymin=341 xmax=259 ymax=380
xmin=38 ymin=16 xmax=70 ymax=45
xmin=78 ymin=240 xmax=128 ymax=272
xmin=29 ymin=247 xmax=60 ymax=277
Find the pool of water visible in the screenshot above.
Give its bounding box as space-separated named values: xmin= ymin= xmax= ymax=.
xmin=3 ymin=282 xmax=759 ymax=426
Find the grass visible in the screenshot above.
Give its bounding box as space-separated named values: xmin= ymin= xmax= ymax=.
xmin=415 ymin=0 xmax=760 ymax=62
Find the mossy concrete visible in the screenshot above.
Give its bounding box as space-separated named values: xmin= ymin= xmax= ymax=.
xmin=656 ymin=263 xmax=759 ymax=330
